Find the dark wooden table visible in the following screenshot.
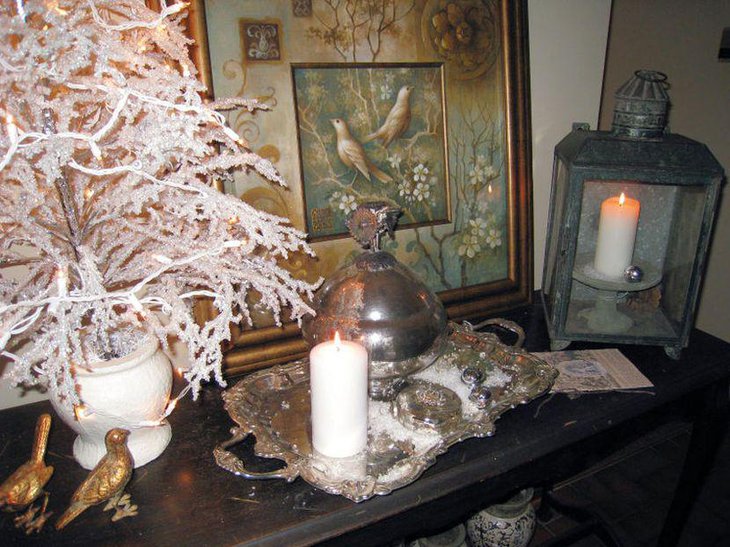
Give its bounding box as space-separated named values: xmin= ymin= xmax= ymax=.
xmin=1 ymin=298 xmax=728 ymax=546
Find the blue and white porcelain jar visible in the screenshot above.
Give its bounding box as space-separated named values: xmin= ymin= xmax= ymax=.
xmin=466 ymin=488 xmax=536 ymax=547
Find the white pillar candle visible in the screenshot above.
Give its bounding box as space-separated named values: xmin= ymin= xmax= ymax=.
xmin=593 ymin=192 xmax=641 ymax=278
xmin=309 ymin=332 xmax=369 ymax=458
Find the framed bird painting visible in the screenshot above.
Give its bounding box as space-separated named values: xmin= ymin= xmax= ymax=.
xmin=162 ymin=0 xmax=533 ymax=374
xmin=292 ymin=62 xmax=451 ymax=241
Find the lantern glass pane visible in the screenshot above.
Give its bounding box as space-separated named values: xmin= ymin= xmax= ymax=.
xmin=543 ymin=158 xmax=570 ymax=324
xmin=562 ymin=180 xmax=707 ymax=341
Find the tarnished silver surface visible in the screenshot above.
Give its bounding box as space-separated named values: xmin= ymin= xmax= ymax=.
xmin=302 ymin=202 xmax=449 ymax=399
xmin=214 ymin=320 xmax=558 ymax=502
xmin=393 ymin=381 xmax=462 ymax=434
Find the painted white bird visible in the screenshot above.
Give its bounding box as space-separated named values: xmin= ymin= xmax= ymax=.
xmin=364 ymin=85 xmax=413 ymax=148
xmin=330 ymin=118 xmax=392 ymax=184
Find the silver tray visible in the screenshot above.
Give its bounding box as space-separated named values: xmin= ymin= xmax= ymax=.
xmin=214 ymin=320 xmax=557 ymax=502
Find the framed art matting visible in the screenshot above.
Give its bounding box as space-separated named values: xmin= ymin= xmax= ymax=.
xmin=164 ymin=0 xmax=533 ymax=374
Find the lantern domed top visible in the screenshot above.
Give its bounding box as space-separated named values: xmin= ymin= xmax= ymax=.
xmin=612 ymin=70 xmax=670 ymax=140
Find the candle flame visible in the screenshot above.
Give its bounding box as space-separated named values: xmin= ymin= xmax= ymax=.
xmin=334 ymin=331 xmax=341 ymax=349
xmin=619 ymin=192 xmax=626 ymax=206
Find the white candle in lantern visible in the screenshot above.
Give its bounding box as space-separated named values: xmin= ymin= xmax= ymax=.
xmin=593 ymin=192 xmax=641 ymax=278
xmin=309 ymin=332 xmax=369 ymax=458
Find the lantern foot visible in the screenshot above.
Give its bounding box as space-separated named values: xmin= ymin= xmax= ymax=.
xmin=550 ymin=339 xmax=571 ymax=351
xmin=664 ymin=346 xmax=682 ymax=360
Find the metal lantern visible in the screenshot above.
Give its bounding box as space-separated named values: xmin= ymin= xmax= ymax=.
xmin=541 ymin=70 xmax=724 ymax=358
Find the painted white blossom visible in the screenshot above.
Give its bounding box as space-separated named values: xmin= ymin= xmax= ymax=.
xmin=458 ymin=233 xmax=481 ymax=258
xmin=468 ymin=155 xmax=497 ymax=186
xmin=330 ymin=190 xmax=355 ymax=212
xmin=486 ymin=228 xmax=503 ymax=249
xmin=380 ymin=83 xmax=392 ymax=100
xmin=398 ymin=179 xmax=416 ymax=204
xmin=413 ymin=182 xmax=431 ymax=202
xmin=338 ymin=193 xmax=358 ymax=213
xmin=388 ymin=153 xmax=402 ymax=170
xmin=458 ymin=218 xmax=491 ymax=258
xmin=0 ymin=0 xmax=320 ymax=408
xmin=412 ymin=163 xmax=429 ymax=183
xmin=469 ymin=218 xmax=488 ymax=238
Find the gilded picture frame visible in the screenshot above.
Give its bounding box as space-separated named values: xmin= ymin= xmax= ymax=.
xmin=159 ymin=0 xmax=533 ymax=375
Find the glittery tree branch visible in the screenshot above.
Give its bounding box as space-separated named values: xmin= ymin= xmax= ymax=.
xmin=0 ymin=0 xmax=320 ymax=407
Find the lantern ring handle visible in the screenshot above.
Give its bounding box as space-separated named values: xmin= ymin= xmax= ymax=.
xmin=634 ymin=70 xmax=669 ymax=85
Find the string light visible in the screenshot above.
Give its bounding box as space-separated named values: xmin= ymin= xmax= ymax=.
xmin=56 ymin=266 xmax=68 ymax=298
xmin=73 ymin=384 xmax=192 ymax=427
xmin=5 ymin=113 xmax=18 ymax=143
xmin=74 ymin=404 xmax=90 ymax=420
xmin=15 ymin=0 xmax=26 ymax=21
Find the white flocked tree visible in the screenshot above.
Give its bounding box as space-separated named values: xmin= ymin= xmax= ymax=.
xmin=0 ymin=0 xmax=319 ymax=408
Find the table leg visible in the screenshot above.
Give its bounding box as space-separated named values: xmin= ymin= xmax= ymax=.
xmin=657 ymin=378 xmax=730 ymax=546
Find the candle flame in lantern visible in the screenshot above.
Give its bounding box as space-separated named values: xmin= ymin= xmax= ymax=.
xmin=619 ymin=192 xmax=626 ymax=206
xmin=334 ymin=331 xmax=341 ymax=350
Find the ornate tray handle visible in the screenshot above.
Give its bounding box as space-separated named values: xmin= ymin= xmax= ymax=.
xmin=468 ymin=318 xmax=526 ymax=348
xmin=213 ymin=427 xmax=299 ymax=482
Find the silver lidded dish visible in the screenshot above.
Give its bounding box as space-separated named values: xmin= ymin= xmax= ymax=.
xmin=301 ymin=202 xmax=448 ymax=400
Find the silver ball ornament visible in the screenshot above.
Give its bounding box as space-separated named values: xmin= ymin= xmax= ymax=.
xmin=469 ymin=386 xmax=492 ymax=409
xmin=624 ymin=265 xmax=644 ymax=283
xmin=461 ymin=367 xmax=484 ymax=387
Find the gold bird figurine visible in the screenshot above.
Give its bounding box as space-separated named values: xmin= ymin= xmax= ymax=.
xmin=331 ymin=118 xmax=392 ymax=184
xmin=364 ymin=85 xmax=413 ymax=148
xmin=55 ymin=428 xmax=137 ymax=530
xmin=0 ymin=413 xmax=54 ymax=534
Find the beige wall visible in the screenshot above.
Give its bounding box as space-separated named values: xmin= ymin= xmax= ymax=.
xmin=599 ymin=0 xmax=730 ymax=342
xmin=529 ymin=0 xmax=613 ymax=290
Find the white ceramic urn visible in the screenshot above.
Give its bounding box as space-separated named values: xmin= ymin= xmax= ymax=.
xmin=51 ymin=337 xmax=173 ymax=469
